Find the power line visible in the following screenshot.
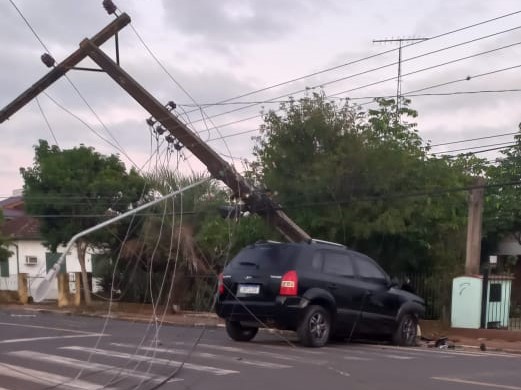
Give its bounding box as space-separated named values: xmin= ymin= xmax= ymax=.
xmin=193 ymin=36 xmax=521 ymax=127
xmin=177 ymin=88 xmax=521 ymax=107
xmin=184 ymin=24 xmax=521 ymax=125
xmin=429 ymin=131 xmax=519 ymax=148
xmin=126 ymin=17 xmax=239 ymax=175
xmin=8 ymin=0 xmax=138 ymax=168
xmin=445 ymin=144 xmax=517 ymax=157
xmin=193 ymin=62 xmax=521 ymax=136
xmin=181 ymin=10 xmax=521 ymax=115
xmin=7 ymin=0 xmax=51 ymax=54
xmin=432 ymin=141 xmax=516 ymax=154
xmin=328 ymin=40 xmax=521 ymax=98
xmin=20 ymin=180 xmax=521 ymax=218
xmin=283 ymin=180 xmax=521 ymax=211
xmin=62 ymin=74 xmax=136 ymax=166
xmin=42 ymin=92 xmax=128 ymax=154
xmin=391 ymin=64 xmax=521 ymax=100
xmin=34 ymin=96 xmax=59 ymax=147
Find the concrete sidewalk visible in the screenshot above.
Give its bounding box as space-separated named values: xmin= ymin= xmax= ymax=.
xmin=3 ymin=302 xmax=521 ymax=353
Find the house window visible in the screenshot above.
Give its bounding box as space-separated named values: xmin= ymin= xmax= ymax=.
xmin=489 ymin=283 xmax=502 ymax=302
xmin=46 ymin=252 xmax=67 ymax=273
xmin=0 ymin=259 xmax=9 ymax=277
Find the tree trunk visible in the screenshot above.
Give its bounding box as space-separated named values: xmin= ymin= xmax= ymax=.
xmin=77 ymin=240 xmax=92 ymax=306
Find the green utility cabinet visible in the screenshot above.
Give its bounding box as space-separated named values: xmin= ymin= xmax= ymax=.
xmin=451 ymin=275 xmax=514 ymax=329
xmin=451 ymin=276 xmax=482 ymax=328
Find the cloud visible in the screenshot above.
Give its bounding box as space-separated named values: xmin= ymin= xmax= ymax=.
xmin=161 ymin=0 xmax=335 ymax=46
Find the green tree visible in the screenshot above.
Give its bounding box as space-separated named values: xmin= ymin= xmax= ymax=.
xmin=252 ymin=93 xmax=474 ymax=274
xmin=21 ymin=140 xmax=146 ymax=305
xmin=102 ymin=170 xmax=226 ymax=305
xmin=484 ymin=124 xmax=521 ymax=248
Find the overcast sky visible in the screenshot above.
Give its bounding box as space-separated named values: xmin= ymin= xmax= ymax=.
xmin=1 ymin=0 xmax=520 ymax=196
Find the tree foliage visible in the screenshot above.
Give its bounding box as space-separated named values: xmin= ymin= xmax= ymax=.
xmin=251 ymin=94 xmax=475 ymax=273
xmin=484 ymin=124 xmax=521 ymax=246
xmin=21 ymin=140 xmax=146 ymax=305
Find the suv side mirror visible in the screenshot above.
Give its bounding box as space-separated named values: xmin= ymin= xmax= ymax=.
xmin=388 ymin=277 xmax=400 ymax=288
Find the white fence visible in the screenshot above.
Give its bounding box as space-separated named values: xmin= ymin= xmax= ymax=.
xmin=0 ymin=275 xmax=18 ymax=291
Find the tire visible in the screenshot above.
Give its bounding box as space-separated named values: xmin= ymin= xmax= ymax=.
xmin=392 ymin=313 xmax=418 ymax=346
xmin=225 ymin=320 xmax=258 ymax=342
xmin=297 ymin=305 xmax=331 ymax=348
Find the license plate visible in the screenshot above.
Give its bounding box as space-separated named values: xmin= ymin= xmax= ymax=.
xmin=238 ymin=284 xmax=260 ymax=294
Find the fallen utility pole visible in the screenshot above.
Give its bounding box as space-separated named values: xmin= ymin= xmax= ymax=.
xmin=0 ymin=12 xmax=310 ymax=243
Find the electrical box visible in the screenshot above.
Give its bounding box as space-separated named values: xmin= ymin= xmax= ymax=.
xmin=451 ymin=276 xmax=483 ymax=328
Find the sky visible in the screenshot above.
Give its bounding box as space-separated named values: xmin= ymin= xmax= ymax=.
xmin=1 ymin=0 xmax=520 ymax=196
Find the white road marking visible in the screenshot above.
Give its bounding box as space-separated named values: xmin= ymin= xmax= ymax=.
xmin=380 ymin=354 xmax=414 ymax=360
xmin=432 ymin=377 xmax=521 ymax=389
xmin=0 ymin=333 xmax=108 ymax=344
xmin=0 ymin=321 xmax=99 ymax=334
xmin=62 ymin=346 xmax=238 ymax=376
xmin=112 ymin=342 xmax=291 ymax=369
xmin=0 ymin=362 xmax=115 ymax=390
xmin=363 ymin=344 xmax=521 ymax=358
xmin=260 ymin=343 xmax=325 ymax=355
xmin=327 ymin=366 xmax=350 ymax=377
xmin=324 ymin=347 xmax=415 ymax=360
xmin=343 ymin=355 xmax=372 ymax=361
xmin=175 ymin=342 xmax=327 ymax=365
xmin=8 ymin=350 xmax=181 ymax=383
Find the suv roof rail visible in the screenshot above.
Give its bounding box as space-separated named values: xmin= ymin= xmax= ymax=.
xmin=309 ymin=239 xmax=346 ymax=248
xmin=254 ymin=240 xmax=282 ymax=245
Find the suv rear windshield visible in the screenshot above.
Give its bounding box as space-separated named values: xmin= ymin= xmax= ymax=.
xmin=227 ymin=244 xmax=300 ymax=272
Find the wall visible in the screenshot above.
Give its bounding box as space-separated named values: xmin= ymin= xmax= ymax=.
xmin=1 ymin=240 xmax=96 ymax=300
xmin=498 ymin=235 xmax=521 ymax=256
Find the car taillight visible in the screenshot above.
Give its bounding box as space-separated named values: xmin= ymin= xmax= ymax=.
xmin=280 ymin=270 xmax=298 ymax=296
xmin=218 ymin=273 xmax=225 ymax=295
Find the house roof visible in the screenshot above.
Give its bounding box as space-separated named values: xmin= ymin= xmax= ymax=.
xmin=0 ymin=195 xmax=24 ymax=210
xmin=1 ymin=216 xmax=41 ymax=240
xmin=2 ymin=208 xmax=25 ymax=219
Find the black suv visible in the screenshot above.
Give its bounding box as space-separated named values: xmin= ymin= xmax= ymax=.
xmin=216 ymin=240 xmax=425 ymax=347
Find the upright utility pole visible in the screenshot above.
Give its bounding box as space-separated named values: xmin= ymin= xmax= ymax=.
xmin=0 ymin=12 xmax=310 ymax=243
xmin=465 ymin=177 xmax=485 ymax=275
xmin=372 ymin=37 xmax=428 ymax=115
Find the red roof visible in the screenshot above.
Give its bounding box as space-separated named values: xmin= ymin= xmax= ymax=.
xmin=0 ymin=196 xmax=24 ymax=211
xmin=1 ymin=216 xmax=41 ymax=240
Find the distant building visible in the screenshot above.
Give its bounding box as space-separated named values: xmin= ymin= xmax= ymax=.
xmin=0 ymin=190 xmax=97 ymax=300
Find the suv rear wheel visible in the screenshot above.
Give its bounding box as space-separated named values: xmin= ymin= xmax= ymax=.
xmin=392 ymin=313 xmax=418 ymax=346
xmin=298 ymin=305 xmax=331 ymax=347
xmin=225 ymin=320 xmax=258 ymax=342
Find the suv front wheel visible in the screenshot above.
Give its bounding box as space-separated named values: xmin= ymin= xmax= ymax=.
xmin=298 ymin=305 xmax=331 ymax=347
xmin=392 ymin=313 xmax=418 ymax=346
xmin=225 ymin=320 xmax=259 ymax=342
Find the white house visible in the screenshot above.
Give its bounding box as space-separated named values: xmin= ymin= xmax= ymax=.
xmin=0 ymin=193 xmax=98 ymax=300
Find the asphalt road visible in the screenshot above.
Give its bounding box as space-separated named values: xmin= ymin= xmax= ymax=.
xmin=0 ymin=308 xmax=520 ymax=390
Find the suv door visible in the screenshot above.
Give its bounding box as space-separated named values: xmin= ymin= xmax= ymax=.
xmin=350 ymin=251 xmax=399 ymax=335
xmin=318 ymin=250 xmax=367 ymax=332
